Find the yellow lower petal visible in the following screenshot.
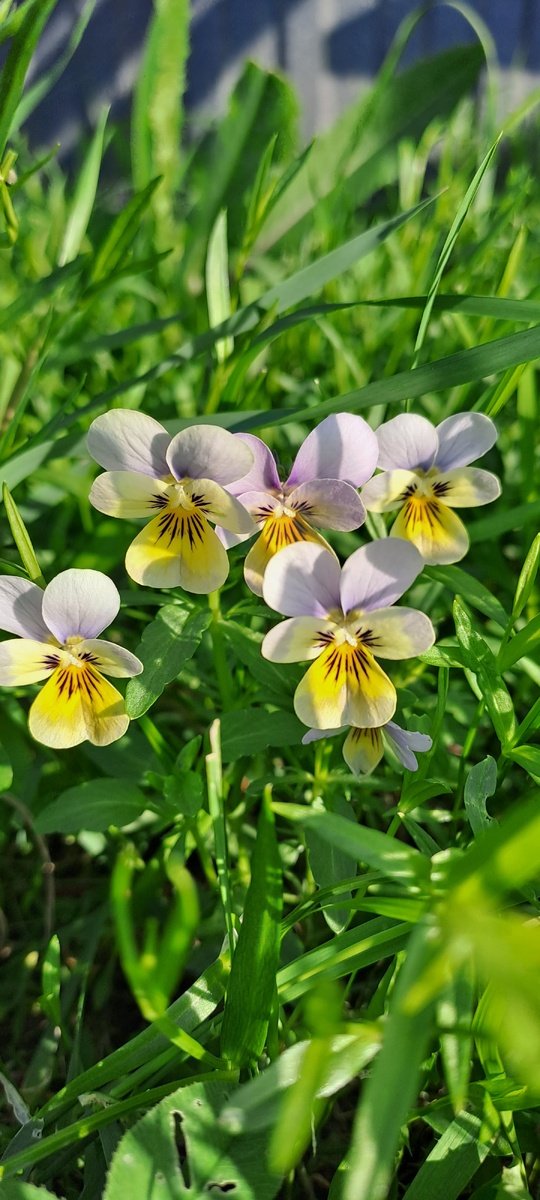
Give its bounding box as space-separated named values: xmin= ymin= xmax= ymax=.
xmin=343 ymin=726 xmax=384 ymax=775
xmin=294 ymin=641 xmax=396 ymax=729
xmin=391 ymin=496 xmax=469 ymax=564
xmin=244 ymin=514 xmax=334 ymax=596
xmin=125 ymin=507 xmax=229 ymax=592
xmin=28 ymin=664 xmax=129 ymax=749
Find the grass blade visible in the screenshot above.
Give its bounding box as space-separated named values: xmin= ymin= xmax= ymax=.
xmin=58 ymin=106 xmax=109 ymax=266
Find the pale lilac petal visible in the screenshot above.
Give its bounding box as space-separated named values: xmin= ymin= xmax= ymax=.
xmin=435 ymin=413 xmax=498 ymax=471
xmin=87 ymin=410 xmax=170 ymax=478
xmin=77 ymin=640 xmax=143 ymax=678
xmin=340 ymin=539 xmax=424 ymax=615
xmin=376 ymin=414 xmax=438 ymax=472
xmin=262 ymin=543 xmax=342 ymax=618
xmin=0 ymin=576 xmax=49 ymax=641
xmin=230 ymin=490 xmax=279 ymax=524
xmin=287 ymin=413 xmax=379 ymax=488
xmin=432 ymin=467 xmax=501 ymax=508
xmin=302 ymin=726 xmax=342 ymax=744
xmin=42 ymin=570 xmax=120 ymax=642
xmin=262 ymin=616 xmax=332 ymax=663
xmin=384 ymin=721 xmax=432 ymax=771
xmin=166 ymin=425 xmax=254 ymax=486
xmin=289 ymin=480 xmax=366 ymax=531
xmin=225 ymin=434 xmax=280 ymax=496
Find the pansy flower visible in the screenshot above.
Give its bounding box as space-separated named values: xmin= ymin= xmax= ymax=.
xmin=0 ymin=570 xmax=143 ymax=748
xmin=303 ymin=719 xmax=432 ymax=776
xmin=88 ymin=411 xmax=256 ymax=592
xmin=216 ymin=413 xmax=378 ymax=595
xmin=361 ymin=412 xmax=501 ymax=564
xmin=262 ymin=540 xmax=434 ymax=729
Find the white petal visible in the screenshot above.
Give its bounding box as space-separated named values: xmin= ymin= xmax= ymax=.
xmin=376 ymin=414 xmax=438 ymax=471
xmin=289 ymin=479 xmax=366 ymax=531
xmin=262 ymin=617 xmax=333 ymax=663
xmin=0 ymin=638 xmax=58 ymax=685
xmin=340 ymin=539 xmax=424 ymax=615
xmin=357 ymin=607 xmax=435 ymax=659
xmin=78 ymin=639 xmax=143 ymax=678
xmin=262 ymin=543 xmax=342 ymax=618
xmin=42 ymin=570 xmax=120 ymax=642
xmin=361 ymin=469 xmax=419 ymax=513
xmin=432 ymin=467 xmax=501 ymax=508
xmin=87 ymin=410 xmax=170 ymax=477
xmin=166 ymin=424 xmax=254 ymax=486
xmin=186 ymin=479 xmax=255 ymax=534
xmin=89 ymin=472 xmax=170 ymax=518
xmin=435 ymin=413 xmax=498 ymax=471
xmin=287 ymin=413 xmax=379 ymax=487
xmin=0 ymin=576 xmax=49 ymax=640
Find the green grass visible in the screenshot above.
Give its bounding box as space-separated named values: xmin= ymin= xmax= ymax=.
xmin=1 ymin=2 xmax=540 ymax=1198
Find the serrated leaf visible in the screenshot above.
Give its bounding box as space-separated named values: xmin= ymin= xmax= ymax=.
xmin=126 ymin=606 xmax=211 ymax=718
xmin=464 ymin=757 xmax=497 ymax=838
xmin=103 ymin=1081 xmax=282 ymax=1200
xmin=34 ymin=779 xmax=147 ymax=833
xmin=222 ymin=621 xmax=300 ymax=701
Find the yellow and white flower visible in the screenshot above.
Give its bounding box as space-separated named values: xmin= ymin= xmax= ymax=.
xmin=261 ymin=539 xmax=434 ymax=729
xmin=361 ymin=412 xmax=501 ymax=564
xmin=0 ymin=570 xmax=143 ymax=748
xmin=303 ymin=719 xmax=432 ymax=775
xmin=88 ymin=411 xmax=256 ymax=592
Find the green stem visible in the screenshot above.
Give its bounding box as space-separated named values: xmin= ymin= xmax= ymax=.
xmin=208 ymin=589 xmax=234 ymax=711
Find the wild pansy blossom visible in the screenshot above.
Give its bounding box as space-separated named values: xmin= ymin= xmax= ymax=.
xmin=88 ymin=410 xmax=256 ymax=592
xmin=303 ymin=719 xmax=432 ymax=776
xmin=0 ymin=570 xmax=143 ymax=748
xmin=262 ymin=540 xmax=434 ymax=729
xmin=361 ymin=412 xmax=501 ymax=564
xmin=216 ymin=413 xmax=378 ymax=595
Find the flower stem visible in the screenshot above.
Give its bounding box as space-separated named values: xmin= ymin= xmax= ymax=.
xmin=208 ymin=589 xmax=234 ymax=711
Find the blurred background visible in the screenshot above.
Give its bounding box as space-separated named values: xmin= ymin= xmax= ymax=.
xmin=23 ymin=0 xmax=540 ymax=156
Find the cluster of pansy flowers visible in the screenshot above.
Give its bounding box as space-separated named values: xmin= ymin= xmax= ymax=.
xmin=0 ymin=408 xmax=501 ymax=772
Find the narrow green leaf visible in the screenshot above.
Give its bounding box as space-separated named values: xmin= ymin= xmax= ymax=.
xmin=11 ymin=0 xmax=97 ymax=131
xmin=220 ymin=708 xmax=305 ymax=762
xmin=277 ymin=920 xmax=411 ymax=1004
xmin=2 ymin=483 xmax=45 ymax=585
xmin=222 ymin=621 xmax=300 ymax=702
xmin=221 ymin=791 xmax=282 ymax=1067
xmin=412 ymin=138 xmax=500 ymax=366
xmin=125 ymin=605 xmax=211 ymax=718
xmin=131 ymin=0 xmax=189 ymax=214
xmin=512 ymin=533 xmax=540 ymax=619
xmin=34 ymin=779 xmax=147 ymax=834
xmin=401 ymin=1110 xmax=490 ymax=1200
xmin=438 ymin=970 xmax=475 ymax=1115
xmin=464 ymin=757 xmax=497 ymax=838
xmin=90 ymin=176 xmax=161 ymax=282
xmin=306 ymin=795 xmax=357 ymax=934
xmin=273 ymin=802 xmax=430 ymax=885
xmin=506 ymin=745 xmax=540 ymax=782
xmin=0 ymin=0 xmax=58 ymax=158
xmin=426 ymin=565 xmax=508 ymax=629
xmin=206 ymin=209 xmax=233 ymax=361
xmin=206 ymin=720 xmax=234 ymax=954
xmin=58 ymin=106 xmax=109 ymax=266
xmin=448 ymin=795 xmax=540 ymax=904
xmin=499 ymin=613 xmax=540 ymax=672
xmin=342 ymin=923 xmax=438 ymax=1200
